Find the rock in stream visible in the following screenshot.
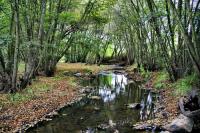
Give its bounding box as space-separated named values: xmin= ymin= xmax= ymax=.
xmin=163 ymin=114 xmax=194 ymax=133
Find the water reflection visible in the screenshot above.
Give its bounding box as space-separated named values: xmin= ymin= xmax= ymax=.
xmin=140 ymin=91 xmax=154 ymax=120
xmin=99 ymin=86 xmax=116 ymax=102
xmin=98 ymin=73 xmax=128 ymax=103
xmin=28 ymin=72 xmax=155 ymax=133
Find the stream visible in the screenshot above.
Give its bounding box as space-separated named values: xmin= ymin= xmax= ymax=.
xmin=28 ymin=71 xmax=156 ymax=133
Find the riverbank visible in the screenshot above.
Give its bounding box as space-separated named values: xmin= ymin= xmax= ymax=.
xmin=127 ymin=66 xmax=199 ymax=132
xmin=0 ymin=63 xmax=112 ymax=132
xmin=132 ymin=72 xmax=179 ymax=130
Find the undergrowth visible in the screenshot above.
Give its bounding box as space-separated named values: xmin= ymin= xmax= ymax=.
xmin=173 ymin=73 xmax=198 ymax=96
xmin=8 ymin=83 xmax=52 ymax=104
xmin=152 ymin=71 xmax=198 ymax=96
xmin=153 ymin=71 xmax=169 ymax=89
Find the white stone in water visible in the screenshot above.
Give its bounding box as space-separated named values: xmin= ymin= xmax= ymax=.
xmin=128 ymin=80 xmax=135 ymax=84
xmin=109 ymin=120 xmax=116 ymax=127
xmin=74 ymin=73 xmax=82 ymax=77
xmin=126 ymin=103 xmax=141 ymax=109
xmin=90 ymin=96 xmax=101 ymax=100
xmin=160 ymin=131 xmax=170 ymax=133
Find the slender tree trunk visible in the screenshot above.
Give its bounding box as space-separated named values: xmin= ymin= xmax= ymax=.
xmin=38 ymin=0 xmax=46 ymax=45
xmin=11 ymin=0 xmax=20 ymax=91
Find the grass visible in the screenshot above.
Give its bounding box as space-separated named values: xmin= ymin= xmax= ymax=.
xmin=151 ymin=70 xmax=198 ymax=96
xmin=0 ymin=74 xmax=57 ymax=106
xmin=173 ymin=74 xmax=198 ymax=96
xmin=7 ymin=82 xmax=53 ymax=104
xmin=153 ymin=71 xmax=169 ymax=89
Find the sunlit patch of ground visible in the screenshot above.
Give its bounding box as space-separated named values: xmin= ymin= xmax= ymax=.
xmin=0 ymin=63 xmax=111 ymax=132
xmin=56 ymin=63 xmax=112 ymax=74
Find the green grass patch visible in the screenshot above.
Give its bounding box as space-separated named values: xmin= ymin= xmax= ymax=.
xmin=173 ymin=74 xmax=198 ymax=96
xmin=140 ymin=66 xmax=150 ymax=79
xmin=34 ymin=83 xmax=52 ymax=93
xmin=67 ymin=77 xmax=78 ymax=86
xmin=8 ymin=88 xmax=35 ymax=103
xmin=7 ymin=83 xmax=52 ymax=104
xmin=153 ymin=71 xmax=169 ymax=89
xmin=52 ymin=74 xmax=66 ymax=81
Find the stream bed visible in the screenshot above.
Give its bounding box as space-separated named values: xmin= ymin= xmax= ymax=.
xmin=28 ymin=71 xmax=156 ymax=133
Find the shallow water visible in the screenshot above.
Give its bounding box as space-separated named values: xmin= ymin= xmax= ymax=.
xmin=28 ymin=72 xmax=155 ymax=133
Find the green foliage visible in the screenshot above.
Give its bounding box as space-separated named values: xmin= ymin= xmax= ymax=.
xmin=105 ymin=44 xmax=113 ymax=57
xmin=140 ymin=66 xmax=150 ymax=79
xmin=59 ymin=11 xmax=80 ymax=24
xmin=18 ymin=62 xmax=25 ymax=73
xmin=90 ymin=15 xmax=109 ymax=25
xmin=0 ymin=35 xmax=12 ymax=47
xmin=173 ymin=74 xmax=198 ymax=96
xmin=153 ymin=71 xmax=169 ymax=89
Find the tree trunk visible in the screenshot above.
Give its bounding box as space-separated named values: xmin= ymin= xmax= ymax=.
xmin=11 ymin=0 xmax=20 ymax=91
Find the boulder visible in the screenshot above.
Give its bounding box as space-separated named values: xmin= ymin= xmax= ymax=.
xmin=97 ymin=124 xmax=110 ymax=130
xmin=163 ymin=114 xmax=194 ymax=133
xmin=133 ymin=124 xmax=150 ymax=130
xmin=74 ymin=73 xmax=82 ymax=77
xmin=133 ymin=124 xmax=161 ymax=131
xmin=94 ymin=107 xmax=100 ymax=111
xmin=126 ymin=103 xmax=141 ymax=109
xmin=160 ymin=131 xmax=170 ymax=133
xmin=89 ymin=96 xmax=101 ymax=100
xmin=128 ymin=80 xmax=135 ymax=84
xmin=80 ymin=86 xmax=93 ymax=93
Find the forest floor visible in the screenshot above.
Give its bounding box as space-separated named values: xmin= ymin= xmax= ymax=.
xmin=0 ymin=63 xmax=112 ymax=133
